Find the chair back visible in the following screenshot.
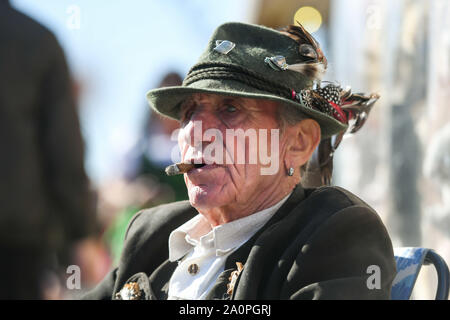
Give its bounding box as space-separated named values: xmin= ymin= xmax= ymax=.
xmin=392 ymin=247 xmax=449 ymax=300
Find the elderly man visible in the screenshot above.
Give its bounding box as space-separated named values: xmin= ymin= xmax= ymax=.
xmin=85 ymin=22 xmax=396 ymax=300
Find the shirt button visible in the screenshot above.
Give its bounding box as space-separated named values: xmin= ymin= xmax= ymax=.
xmin=187 ymin=263 xmax=199 ymax=275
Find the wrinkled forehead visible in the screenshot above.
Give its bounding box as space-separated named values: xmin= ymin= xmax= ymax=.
xmin=182 ymin=93 xmax=242 ymax=106
xmin=181 ymin=93 xmax=277 ymax=111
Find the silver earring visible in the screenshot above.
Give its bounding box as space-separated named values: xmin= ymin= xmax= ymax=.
xmin=288 ymin=167 xmax=294 ymax=176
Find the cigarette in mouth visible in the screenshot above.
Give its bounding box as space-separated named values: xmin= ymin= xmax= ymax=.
xmin=165 ymin=163 xmax=201 ymax=176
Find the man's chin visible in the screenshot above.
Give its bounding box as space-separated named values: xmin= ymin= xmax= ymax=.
xmin=187 ymin=184 xmax=229 ymax=211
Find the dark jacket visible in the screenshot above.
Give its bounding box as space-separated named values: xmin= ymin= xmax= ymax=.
xmin=0 ymin=1 xmax=96 ymax=251
xmin=84 ymin=184 xmax=396 ymax=300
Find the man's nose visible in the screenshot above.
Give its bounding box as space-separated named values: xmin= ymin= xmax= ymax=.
xmin=185 ymin=110 xmax=220 ymax=146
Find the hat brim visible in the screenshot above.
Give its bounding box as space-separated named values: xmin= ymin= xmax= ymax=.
xmin=146 ymin=78 xmax=347 ymax=140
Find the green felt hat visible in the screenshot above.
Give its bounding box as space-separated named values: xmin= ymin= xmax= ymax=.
xmin=146 ymin=22 xmax=348 ymax=139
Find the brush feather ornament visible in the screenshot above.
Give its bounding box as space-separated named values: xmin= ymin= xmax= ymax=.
xmin=294 ymin=82 xmax=380 ymax=186
xmin=280 ymin=23 xmax=328 ymax=80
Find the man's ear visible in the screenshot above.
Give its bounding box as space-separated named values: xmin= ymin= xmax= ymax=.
xmin=284 ymin=119 xmax=321 ymax=168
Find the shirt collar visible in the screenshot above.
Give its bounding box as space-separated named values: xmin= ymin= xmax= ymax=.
xmin=168 ymin=192 xmax=292 ymax=261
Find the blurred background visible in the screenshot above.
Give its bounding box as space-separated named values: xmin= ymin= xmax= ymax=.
xmin=1 ymin=0 xmax=448 ymax=299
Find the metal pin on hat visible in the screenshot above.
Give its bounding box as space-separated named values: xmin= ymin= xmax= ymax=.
xmin=264 ymin=55 xmax=289 ymax=71
xmin=214 ymin=40 xmax=235 ymax=54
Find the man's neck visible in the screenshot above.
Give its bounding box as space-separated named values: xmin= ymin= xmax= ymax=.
xmin=197 ymin=187 xmax=294 ymax=227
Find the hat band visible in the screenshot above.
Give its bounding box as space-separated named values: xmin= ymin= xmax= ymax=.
xmin=183 ymin=62 xmax=292 ymax=99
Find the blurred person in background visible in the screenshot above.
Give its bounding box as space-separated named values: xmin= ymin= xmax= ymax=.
xmin=125 ymin=72 xmax=189 ymax=203
xmin=0 ymin=0 xmax=98 ymax=299
xmin=104 ymin=72 xmax=188 ymax=267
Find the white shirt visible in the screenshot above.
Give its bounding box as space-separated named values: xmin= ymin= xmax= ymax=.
xmin=167 ymin=193 xmax=291 ymax=300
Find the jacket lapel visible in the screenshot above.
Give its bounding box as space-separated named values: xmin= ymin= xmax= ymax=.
xmin=112 ymin=201 xmax=197 ymax=298
xmin=225 ymin=184 xmax=306 ymax=270
xmin=203 ymin=268 xmax=235 ymax=300
xmin=148 ymin=259 xmax=179 ymax=300
xmin=224 ymin=184 xmax=307 ymax=299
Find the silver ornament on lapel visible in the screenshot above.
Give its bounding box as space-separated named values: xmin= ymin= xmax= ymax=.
xmin=264 ymin=55 xmax=289 ymax=71
xmin=214 ymin=40 xmax=235 ymax=54
xmin=226 ymin=262 xmax=244 ymax=296
xmin=115 ymin=282 xmax=142 ymax=300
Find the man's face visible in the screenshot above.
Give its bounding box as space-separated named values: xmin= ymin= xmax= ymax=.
xmin=178 ymin=93 xmax=289 ymax=215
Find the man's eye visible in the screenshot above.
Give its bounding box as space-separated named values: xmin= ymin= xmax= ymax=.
xmin=225 ymin=105 xmax=237 ymax=113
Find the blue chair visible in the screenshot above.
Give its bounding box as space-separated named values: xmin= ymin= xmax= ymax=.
xmin=391 ymin=247 xmax=450 ymax=300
